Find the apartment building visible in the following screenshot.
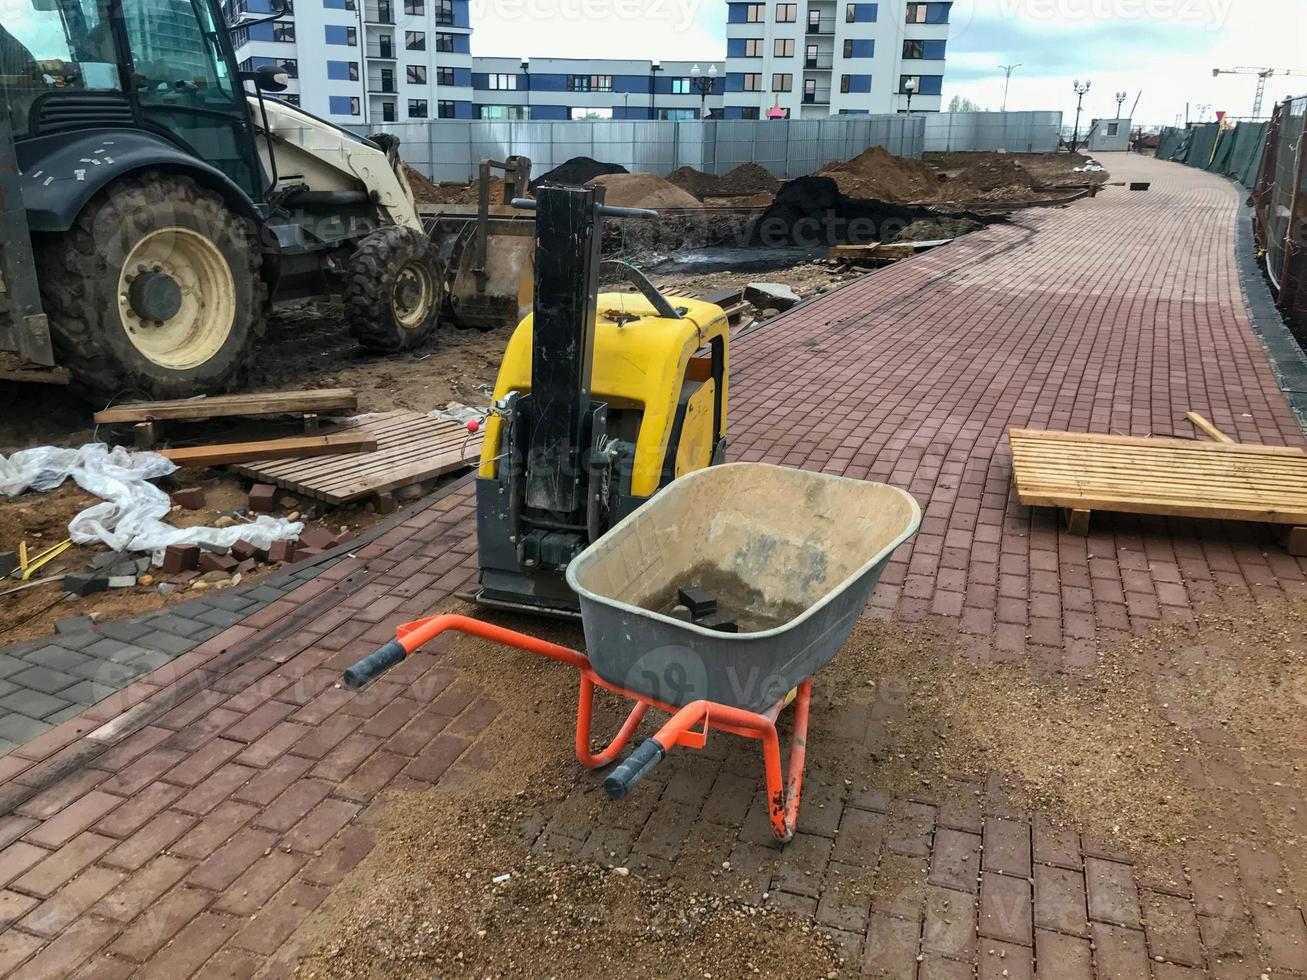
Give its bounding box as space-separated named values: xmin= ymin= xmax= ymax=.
xmin=224 ymin=0 xmax=474 ymax=123
xmin=722 ymin=0 xmax=950 ymax=118
xmin=470 ymin=58 xmax=726 ymax=121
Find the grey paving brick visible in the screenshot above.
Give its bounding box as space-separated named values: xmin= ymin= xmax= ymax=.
xmin=125 ymin=649 xmax=173 ymax=672
xmin=10 ymin=665 xmax=80 ymax=695
xmin=23 ymin=645 xmax=95 ymax=673
xmin=0 ymin=690 xmax=72 ymax=720
xmin=203 ymin=593 xmax=258 ymax=612
xmin=68 ymin=658 xmax=143 ymax=686
xmin=45 ymin=704 xmax=87 ymax=724
xmin=146 ymin=614 xmax=212 ymax=639
xmin=0 ymin=737 xmax=18 ymax=756
xmin=262 ymin=571 xmax=296 ymax=590
xmin=0 ymin=712 xmax=53 ymax=743
xmin=0 ymin=679 xmax=15 ymax=698
xmin=54 ymin=616 xmax=97 ymax=635
xmin=195 ymin=608 xmax=247 ymax=628
xmin=244 ymin=586 xmax=286 ymax=604
xmin=135 ymin=631 xmax=196 ymax=657
xmin=59 ymin=679 xmax=122 ymax=706
xmin=98 ymin=619 xmax=153 ymax=643
xmin=46 ymin=631 xmax=109 ymax=651
xmin=84 ymin=639 xmax=152 ymax=663
xmin=0 ymin=655 xmax=26 ymax=680
xmin=193 ymin=626 xmax=224 ymax=641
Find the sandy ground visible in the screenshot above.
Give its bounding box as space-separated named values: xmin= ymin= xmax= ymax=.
xmin=290 ymin=590 xmax=1307 ymax=977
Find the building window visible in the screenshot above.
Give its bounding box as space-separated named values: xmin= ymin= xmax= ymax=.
xmin=323 ymin=0 xmax=355 ymax=8
xmin=655 ymin=107 xmax=697 ymax=120
xmin=280 ymin=94 xmax=300 ymax=106
xmin=329 ymin=95 xmax=360 ymax=115
xmin=903 ymin=39 xmax=924 ymax=59
xmin=375 ymin=67 xmax=395 ymax=91
xmin=839 ymin=74 xmax=850 ymax=93
xmin=438 ymin=99 xmax=456 ymax=117
xmin=906 ymin=2 xmax=927 ymax=22
xmin=434 ymin=0 xmax=453 ymax=22
xmin=407 ymin=65 xmax=426 ymax=84
xmin=436 ymin=66 xmax=454 ymax=86
xmin=774 ymin=38 xmax=793 ymax=57
xmin=273 ymin=22 xmax=295 ymax=41
xmin=842 ymin=39 xmax=852 ymax=57
xmin=740 ymin=106 xmax=760 ymax=119
xmin=567 ymin=74 xmax=613 ymax=92
xmin=324 ymin=24 xmax=354 ymax=45
xmin=488 ymin=72 xmax=517 ymax=90
xmin=408 ymin=98 xmax=428 ymax=117
xmin=744 ymin=3 xmax=764 ymax=20
xmin=1106 ymin=121 xmax=1120 ymax=136
xmin=403 ymin=0 xmax=423 ymax=12
xmin=241 ymin=56 xmax=299 ymax=78
xmin=772 ymin=73 xmax=792 ymax=92
xmin=899 ymin=74 xmax=921 ymax=93
xmin=376 ymin=34 xmax=394 ymax=57
xmin=382 ymin=101 xmax=396 ymax=121
xmin=670 ymin=77 xmax=690 ymax=94
xmin=435 ymin=32 xmax=455 ymax=51
xmin=745 ymin=38 xmax=764 ymax=56
xmin=742 ymin=73 xmax=763 ymax=91
xmin=775 ymin=2 xmax=796 ymax=21
xmin=478 ymin=104 xmax=527 ymax=119
xmin=570 ymin=106 xmax=613 ymax=119
xmin=326 ymin=60 xmax=359 ymax=81
xmin=405 ymin=30 xmax=425 ymax=49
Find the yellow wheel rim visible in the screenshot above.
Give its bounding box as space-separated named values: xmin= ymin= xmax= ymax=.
xmin=117 ymin=227 xmax=236 ymax=371
xmin=392 ymin=259 xmax=435 ymax=330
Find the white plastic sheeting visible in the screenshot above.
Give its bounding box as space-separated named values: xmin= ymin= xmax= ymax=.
xmin=0 ymin=444 xmax=302 ymax=563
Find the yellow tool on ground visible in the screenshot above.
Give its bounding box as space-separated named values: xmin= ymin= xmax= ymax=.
xmin=471 ymin=185 xmax=730 ymax=617
xmin=15 ymin=538 xmax=73 ymax=581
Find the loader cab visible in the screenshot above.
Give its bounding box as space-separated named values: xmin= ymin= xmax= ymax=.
xmin=1 ymin=0 xmax=263 ymax=199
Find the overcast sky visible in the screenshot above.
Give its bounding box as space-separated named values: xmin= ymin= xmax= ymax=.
xmin=470 ymin=0 xmax=1307 ymax=126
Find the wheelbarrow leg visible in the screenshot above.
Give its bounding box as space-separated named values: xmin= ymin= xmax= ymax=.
xmin=574 ymin=674 xmax=650 ymax=769
xmin=763 ymin=679 xmax=811 ymax=844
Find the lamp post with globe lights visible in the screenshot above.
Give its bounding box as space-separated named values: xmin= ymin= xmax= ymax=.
xmin=690 ymin=64 xmax=717 ymax=119
xmin=1070 ymin=78 xmax=1091 ymax=151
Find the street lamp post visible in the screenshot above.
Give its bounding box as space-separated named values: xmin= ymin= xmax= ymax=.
xmin=903 ymin=75 xmax=916 ymax=114
xmin=1115 ymin=90 xmax=1127 ymax=118
xmin=690 ymin=63 xmax=717 ymax=119
xmin=520 ymin=59 xmax=530 ymax=120
xmin=649 ymin=60 xmax=662 ymax=120
xmin=998 ymin=63 xmax=1021 ymax=112
xmin=1070 ymin=78 xmax=1091 ymax=151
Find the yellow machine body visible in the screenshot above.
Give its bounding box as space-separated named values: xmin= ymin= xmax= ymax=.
xmin=480 ymin=293 xmax=730 ymax=497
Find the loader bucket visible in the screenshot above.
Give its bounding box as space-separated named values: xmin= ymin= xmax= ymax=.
xmin=448 ymin=229 xmax=534 ymax=332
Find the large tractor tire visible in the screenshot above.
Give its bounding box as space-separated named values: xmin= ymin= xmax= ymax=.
xmin=39 ymin=173 xmax=265 ymax=402
xmin=344 ymin=226 xmax=442 ymax=352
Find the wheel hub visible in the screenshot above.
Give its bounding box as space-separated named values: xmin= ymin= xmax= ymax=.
xmin=127 ymin=271 xmax=183 ymax=323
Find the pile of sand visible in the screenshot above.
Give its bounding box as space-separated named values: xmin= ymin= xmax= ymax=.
xmin=585 ymin=172 xmax=702 ymax=209
xmin=666 ymin=165 xmax=719 ymax=197
xmin=948 ymin=156 xmax=1038 ymax=196
xmin=817 ymin=145 xmax=944 ymax=203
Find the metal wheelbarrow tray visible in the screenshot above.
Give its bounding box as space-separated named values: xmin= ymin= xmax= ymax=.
xmin=344 ymin=463 xmax=920 ymax=842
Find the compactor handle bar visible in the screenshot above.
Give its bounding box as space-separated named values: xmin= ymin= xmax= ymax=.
xmin=510 ymin=198 xmax=658 ymax=220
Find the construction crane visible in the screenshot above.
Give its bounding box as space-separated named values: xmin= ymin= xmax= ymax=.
xmin=1211 ymin=67 xmax=1307 ymax=119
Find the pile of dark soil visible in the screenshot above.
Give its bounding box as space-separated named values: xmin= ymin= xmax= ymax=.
xmin=666 ymin=165 xmax=719 ymax=197
xmin=949 ymin=156 xmax=1038 ymax=195
xmin=532 ymin=156 xmax=628 ymax=189
xmin=402 ymin=166 xmax=509 ymax=206
xmin=751 ymin=175 xmax=945 ymax=246
xmin=668 ymin=163 xmax=781 ymax=201
xmin=892 ymin=216 xmax=983 ymax=242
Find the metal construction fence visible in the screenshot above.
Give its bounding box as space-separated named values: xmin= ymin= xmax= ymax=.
xmin=353 ymin=110 xmax=1064 ymax=184
xmin=1156 ymin=120 xmax=1269 ymax=189
xmin=1252 ymin=96 xmax=1307 ymax=337
xmin=922 ymin=111 xmax=1063 ymax=153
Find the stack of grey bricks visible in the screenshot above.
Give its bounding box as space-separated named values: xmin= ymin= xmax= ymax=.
xmin=0 ymin=560 xmax=337 ymax=755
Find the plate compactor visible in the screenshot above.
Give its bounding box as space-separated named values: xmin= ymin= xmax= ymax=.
xmin=471 ymin=184 xmax=730 ymax=616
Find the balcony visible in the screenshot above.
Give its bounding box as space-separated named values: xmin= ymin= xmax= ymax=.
xmin=368 ymin=42 xmax=395 ymax=58
xmin=804 ymin=56 xmax=833 ymax=69
xmin=802 ymin=89 xmax=830 ymax=104
xmin=368 ymin=78 xmax=397 ymax=93
xmin=805 ymin=17 xmax=834 ymax=34
xmin=364 ymin=3 xmax=393 ymax=23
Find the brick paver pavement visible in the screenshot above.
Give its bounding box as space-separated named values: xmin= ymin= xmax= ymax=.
xmin=0 ymin=153 xmax=1304 ymax=977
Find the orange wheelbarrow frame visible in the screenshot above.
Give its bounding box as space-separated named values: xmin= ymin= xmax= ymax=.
xmin=344 ymin=613 xmax=811 ymax=843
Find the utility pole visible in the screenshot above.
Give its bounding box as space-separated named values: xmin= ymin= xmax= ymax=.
xmin=998 ymin=64 xmax=1020 ymax=112
xmin=1070 ymin=78 xmax=1091 ymax=151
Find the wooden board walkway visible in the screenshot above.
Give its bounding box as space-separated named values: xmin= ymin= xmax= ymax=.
xmin=232 ymin=410 xmax=482 ymax=505
xmin=1009 ymin=428 xmax=1307 ymax=553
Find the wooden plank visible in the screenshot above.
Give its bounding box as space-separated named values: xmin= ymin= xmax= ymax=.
xmin=1185 ymin=411 xmax=1235 ymax=443
xmin=1286 ymin=527 xmax=1307 ymax=557
xmin=1010 ymin=428 xmax=1307 ymax=458
xmin=1062 ymin=508 xmax=1091 ymax=535
xmin=231 ymin=410 xmax=479 ymax=505
xmin=161 ymin=432 xmax=377 ymax=468
xmin=93 ymin=388 xmax=358 ymax=424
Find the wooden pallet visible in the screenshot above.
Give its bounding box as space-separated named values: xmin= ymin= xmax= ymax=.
xmin=232 ymin=410 xmax=481 ymax=505
xmin=1009 ymin=428 xmax=1307 ymax=553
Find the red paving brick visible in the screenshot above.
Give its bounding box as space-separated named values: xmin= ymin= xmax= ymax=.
xmin=0 ymin=155 xmax=1304 ymax=977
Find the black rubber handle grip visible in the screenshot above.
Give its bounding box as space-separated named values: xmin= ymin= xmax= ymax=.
xmin=509 ymin=197 xmax=658 ymax=219
xmin=343 ymin=639 xmax=406 ymax=689
xmin=603 ymin=738 xmax=665 ymax=800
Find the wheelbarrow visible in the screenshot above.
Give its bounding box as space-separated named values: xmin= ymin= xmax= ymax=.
xmin=344 ymin=462 xmax=920 ymax=842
